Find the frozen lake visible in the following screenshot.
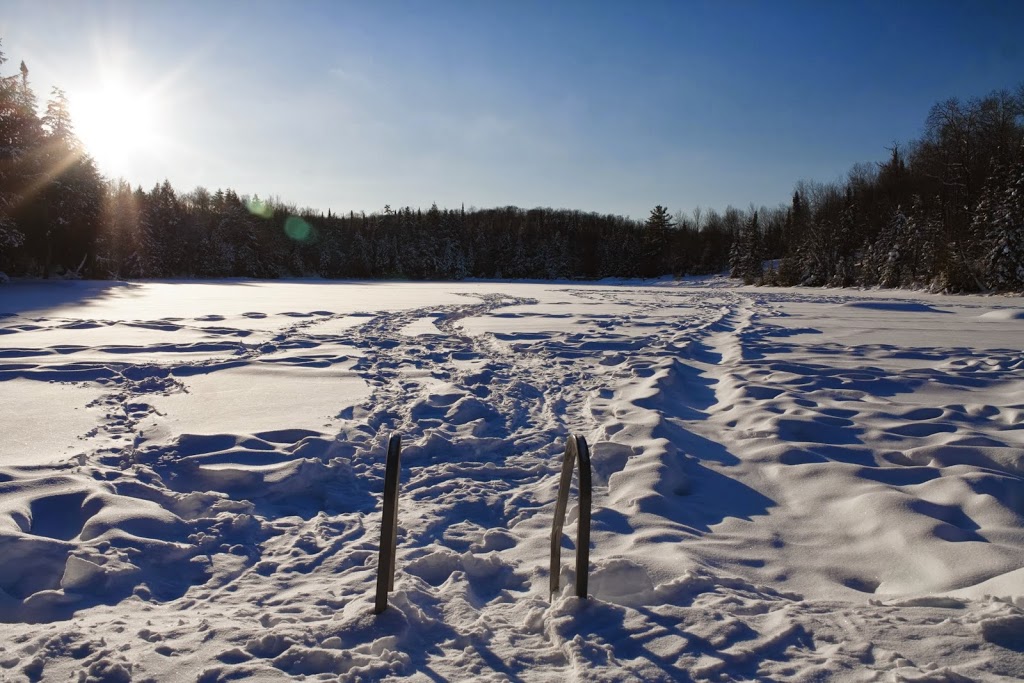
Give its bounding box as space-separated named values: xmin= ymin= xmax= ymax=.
xmin=0 ymin=278 xmax=1022 ymax=681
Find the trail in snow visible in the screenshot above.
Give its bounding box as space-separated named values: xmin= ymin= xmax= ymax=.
xmin=0 ymin=279 xmax=1021 ymax=682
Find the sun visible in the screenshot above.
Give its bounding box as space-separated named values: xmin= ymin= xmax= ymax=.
xmin=71 ymin=77 xmax=166 ymax=178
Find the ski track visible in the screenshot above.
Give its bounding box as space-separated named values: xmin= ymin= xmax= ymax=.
xmin=0 ymin=280 xmax=1021 ymax=681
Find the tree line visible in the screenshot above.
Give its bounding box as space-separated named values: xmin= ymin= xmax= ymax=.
xmin=1 ymin=38 xmax=1021 ymax=290
xmin=731 ymin=88 xmax=1024 ymax=292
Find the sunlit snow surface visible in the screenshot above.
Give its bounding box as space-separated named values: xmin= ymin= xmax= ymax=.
xmin=0 ymin=278 xmax=1022 ymax=681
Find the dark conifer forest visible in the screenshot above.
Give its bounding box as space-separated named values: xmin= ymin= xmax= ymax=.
xmin=1 ymin=40 xmax=1022 ymax=290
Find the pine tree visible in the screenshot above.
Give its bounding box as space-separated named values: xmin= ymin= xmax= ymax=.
xmin=728 ymin=238 xmax=741 ymax=278
xmin=977 ymin=151 xmax=1024 ymax=290
xmin=857 ymin=237 xmax=879 ymax=287
xmin=830 ymin=199 xmax=858 ymax=287
xmin=877 ymin=207 xmax=909 ymax=288
xmin=776 ymin=191 xmax=808 ymax=285
xmin=349 ymin=230 xmax=371 ymax=278
xmin=640 ymin=205 xmax=673 ymax=276
xmin=95 ymin=179 xmax=140 ymax=277
xmin=317 ymin=230 xmax=346 ymax=278
xmin=0 ymin=44 xmax=38 ymax=274
xmin=645 ymin=205 xmax=673 ymax=231
xmin=902 ymin=195 xmax=941 ymax=288
xmin=735 ymin=211 xmax=764 ymax=284
xmin=134 ymin=181 xmax=181 ymax=276
xmin=40 ymin=87 xmax=104 ymax=277
xmin=0 ymin=58 xmax=24 ymax=272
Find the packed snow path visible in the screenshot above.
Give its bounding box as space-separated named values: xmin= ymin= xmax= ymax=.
xmin=0 ymin=279 xmax=1022 ymax=681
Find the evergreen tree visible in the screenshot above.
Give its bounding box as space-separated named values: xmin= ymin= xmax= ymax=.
xmin=902 ymin=195 xmax=941 ymax=288
xmin=728 ymin=238 xmax=741 ymax=278
xmin=977 ymin=151 xmax=1024 ymax=290
xmin=776 ymin=192 xmax=807 ymax=285
xmin=640 ymin=205 xmax=672 ymax=276
xmin=830 ymin=199 xmax=858 ymax=287
xmin=876 ymin=207 xmax=909 ymax=288
xmin=0 ymin=49 xmax=24 ymax=275
xmin=39 ymin=87 xmax=104 ymax=276
xmin=645 ymin=205 xmax=673 ymax=231
xmin=0 ymin=45 xmax=41 ymax=274
xmin=731 ymin=210 xmax=764 ymax=284
xmin=134 ymin=181 xmax=181 ymax=276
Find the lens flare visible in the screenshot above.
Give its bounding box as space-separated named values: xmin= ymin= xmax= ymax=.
xmin=247 ymin=198 xmax=273 ymax=219
xmin=284 ymin=216 xmax=313 ymax=242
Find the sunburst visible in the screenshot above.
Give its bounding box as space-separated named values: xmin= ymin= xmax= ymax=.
xmin=71 ymin=74 xmax=166 ymax=177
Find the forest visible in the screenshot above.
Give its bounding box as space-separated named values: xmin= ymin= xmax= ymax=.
xmin=1 ymin=39 xmax=1022 ymax=290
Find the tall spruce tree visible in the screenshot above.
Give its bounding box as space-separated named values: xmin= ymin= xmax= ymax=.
xmin=40 ymin=87 xmax=103 ymax=276
xmin=0 ymin=44 xmax=42 ymax=275
xmin=0 ymin=43 xmax=25 ymax=275
xmin=734 ymin=210 xmax=764 ymax=284
xmin=977 ymin=150 xmax=1024 ymax=290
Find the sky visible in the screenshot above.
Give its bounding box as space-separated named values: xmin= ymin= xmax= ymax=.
xmin=2 ymin=0 xmax=1023 ymax=220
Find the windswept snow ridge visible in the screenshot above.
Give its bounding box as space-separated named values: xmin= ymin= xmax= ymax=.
xmin=0 ymin=279 xmax=1021 ymax=681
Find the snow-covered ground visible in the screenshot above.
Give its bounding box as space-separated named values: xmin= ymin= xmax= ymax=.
xmin=0 ymin=278 xmax=1022 ymax=682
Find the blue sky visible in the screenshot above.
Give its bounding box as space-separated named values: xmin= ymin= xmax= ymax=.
xmin=2 ymin=0 xmax=1022 ymax=219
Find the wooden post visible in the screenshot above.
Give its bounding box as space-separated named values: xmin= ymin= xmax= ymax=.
xmin=549 ymin=434 xmax=592 ymax=599
xmin=374 ymin=433 xmax=402 ymax=614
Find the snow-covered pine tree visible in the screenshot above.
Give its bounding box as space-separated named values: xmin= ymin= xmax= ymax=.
xmin=0 ymin=47 xmax=42 ymax=275
xmin=198 ymin=217 xmax=234 ymax=277
xmin=540 ymin=230 xmax=569 ymax=280
xmin=316 ymin=229 xmax=345 ymax=278
xmin=799 ymin=219 xmax=832 ymax=286
xmin=855 ymin=237 xmax=878 ymax=287
xmin=437 ymin=208 xmax=466 ymax=279
xmin=737 ymin=210 xmax=764 ymax=284
xmin=133 ymin=181 xmax=183 ymax=277
xmin=40 ymin=87 xmax=104 ymax=277
xmin=728 ymin=238 xmax=741 ymax=279
xmin=829 ymin=192 xmax=861 ymax=287
xmin=901 ymin=195 xmax=942 ymax=288
xmin=978 ymin=150 xmax=1024 ymax=291
xmin=349 ymin=230 xmax=372 ymax=278
xmin=774 ymin=191 xmax=808 ymax=286
xmin=876 ymin=207 xmax=909 ymax=288
xmin=0 ymin=44 xmax=20 ymax=273
xmin=641 ymin=205 xmax=672 ymax=277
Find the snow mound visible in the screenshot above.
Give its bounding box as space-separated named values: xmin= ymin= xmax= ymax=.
xmin=0 ymin=467 xmax=259 ymax=623
xmin=979 ymin=308 xmax=1024 ymax=321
